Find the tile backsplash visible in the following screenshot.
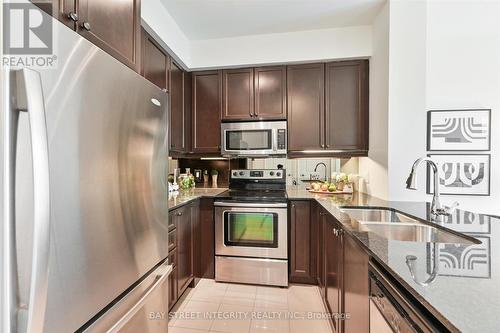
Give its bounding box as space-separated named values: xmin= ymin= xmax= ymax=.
xmin=247 ymin=157 xmax=359 ymax=187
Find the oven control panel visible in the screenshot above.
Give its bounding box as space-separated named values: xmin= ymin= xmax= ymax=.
xmin=231 ymin=169 xmax=285 ymax=180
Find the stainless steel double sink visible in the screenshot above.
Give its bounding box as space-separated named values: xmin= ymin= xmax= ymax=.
xmin=340 ymin=207 xmax=478 ymax=244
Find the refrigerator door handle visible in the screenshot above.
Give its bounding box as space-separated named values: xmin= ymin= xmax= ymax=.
xmin=14 ymin=68 xmax=51 ymax=333
xmin=105 ymin=263 xmax=172 ymax=333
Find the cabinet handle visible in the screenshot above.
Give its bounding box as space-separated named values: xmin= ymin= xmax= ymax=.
xmin=326 ymin=144 xmax=330 ymax=148
xmin=81 ymin=22 xmax=91 ymax=31
xmin=176 ymin=212 xmax=182 ymax=216
xmin=68 ymin=12 xmax=78 ymax=22
xmin=321 ymin=144 xmax=325 ymax=148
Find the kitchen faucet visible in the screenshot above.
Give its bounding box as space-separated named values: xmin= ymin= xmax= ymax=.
xmin=313 ymin=162 xmax=328 ymax=181
xmin=406 ymin=157 xmax=458 ymax=217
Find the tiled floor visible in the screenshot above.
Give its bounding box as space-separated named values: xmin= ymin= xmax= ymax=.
xmin=169 ymin=279 xmax=333 ymax=333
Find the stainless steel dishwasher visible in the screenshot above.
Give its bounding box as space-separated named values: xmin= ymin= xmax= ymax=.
xmin=369 ymin=262 xmax=449 ymax=333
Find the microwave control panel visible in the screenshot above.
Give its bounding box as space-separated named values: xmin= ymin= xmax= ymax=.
xmin=277 ymin=129 xmax=286 ymax=150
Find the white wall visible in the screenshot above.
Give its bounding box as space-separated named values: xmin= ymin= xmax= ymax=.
xmin=141 ymin=0 xmax=191 ymax=68
xmin=424 ymin=1 xmax=500 ymax=215
xmin=386 ymin=1 xmax=428 ymax=202
xmin=189 ymin=25 xmax=372 ymax=70
xmin=358 ymin=2 xmax=389 ymax=200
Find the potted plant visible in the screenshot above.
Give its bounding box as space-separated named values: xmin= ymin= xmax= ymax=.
xmin=211 ymin=169 xmax=219 ymax=187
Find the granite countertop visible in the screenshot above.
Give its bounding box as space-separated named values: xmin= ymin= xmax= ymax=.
xmin=286 ymin=186 xmax=500 ymax=332
xmin=168 ymin=187 xmax=227 ymax=211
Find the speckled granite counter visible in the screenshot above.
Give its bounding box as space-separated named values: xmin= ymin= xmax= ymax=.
xmin=287 ymin=186 xmax=500 ymax=332
xmin=168 ymin=187 xmax=227 ymax=211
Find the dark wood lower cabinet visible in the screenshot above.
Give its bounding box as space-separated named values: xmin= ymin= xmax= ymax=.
xmin=289 ymin=200 xmax=317 ymax=284
xmin=313 ymin=208 xmax=370 ymax=333
xmin=168 ymin=200 xmax=198 ymax=309
xmin=198 ymin=198 xmax=215 ymax=279
xmin=343 ymin=232 xmax=369 ymax=333
xmin=324 ymin=212 xmax=343 ymax=333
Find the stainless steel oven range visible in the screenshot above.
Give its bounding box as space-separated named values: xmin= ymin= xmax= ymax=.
xmin=214 ymin=169 xmax=288 ymax=287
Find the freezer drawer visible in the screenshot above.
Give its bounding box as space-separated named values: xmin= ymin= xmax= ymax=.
xmin=84 ymin=261 xmax=172 ymax=332
xmin=215 ymin=256 xmax=288 ymax=287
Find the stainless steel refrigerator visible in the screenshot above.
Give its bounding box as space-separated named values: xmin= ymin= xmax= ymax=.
xmin=1 ymin=3 xmax=171 ymax=332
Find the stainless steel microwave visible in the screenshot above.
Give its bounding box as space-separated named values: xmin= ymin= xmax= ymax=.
xmin=221 ymin=121 xmax=287 ymax=157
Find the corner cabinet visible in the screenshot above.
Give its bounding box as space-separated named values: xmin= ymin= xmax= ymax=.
xmin=141 ymin=29 xmax=169 ymax=91
xmin=170 ymin=60 xmax=187 ymax=153
xmin=192 ymin=70 xmax=222 ymax=154
xmin=287 ymin=60 xmax=369 ymax=157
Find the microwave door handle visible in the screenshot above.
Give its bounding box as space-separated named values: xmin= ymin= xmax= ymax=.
xmin=12 ymin=69 xmax=51 ymax=333
xmin=272 ymin=129 xmax=278 ymax=152
xmin=106 ymin=264 xmax=172 ymax=333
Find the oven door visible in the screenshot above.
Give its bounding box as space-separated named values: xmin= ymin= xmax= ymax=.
xmin=220 ymin=121 xmax=286 ymax=156
xmin=215 ymin=202 xmax=288 ymax=259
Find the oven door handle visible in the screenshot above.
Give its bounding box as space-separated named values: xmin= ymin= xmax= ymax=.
xmin=214 ymin=202 xmax=287 ymax=208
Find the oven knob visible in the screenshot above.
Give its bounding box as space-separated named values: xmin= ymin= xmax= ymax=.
xmin=269 ymin=171 xmax=275 ymax=176
xmin=276 ymin=172 xmax=281 ymax=177
xmin=233 ymin=171 xmax=238 ymax=176
xmin=239 ymin=171 xmax=245 ymax=176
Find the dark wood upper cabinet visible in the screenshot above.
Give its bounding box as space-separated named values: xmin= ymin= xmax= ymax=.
xmin=32 ymin=0 xmax=76 ymax=29
xmin=222 ymin=68 xmax=254 ymax=120
xmin=141 ymin=29 xmax=169 ymax=91
xmin=33 ymin=0 xmax=141 ymax=71
xmin=287 ymin=63 xmax=325 ymax=151
xmin=192 ymin=70 xmax=222 ymax=153
xmin=324 ymin=213 xmax=343 ymax=333
xmin=184 ymin=71 xmax=193 ymax=153
xmin=343 ymin=233 xmax=369 ymax=333
xmin=76 ymin=0 xmax=141 ymax=71
xmin=170 ymin=61 xmax=186 ymax=152
xmin=254 ymin=66 xmax=287 ymax=120
xmin=325 ymin=60 xmax=369 ymax=151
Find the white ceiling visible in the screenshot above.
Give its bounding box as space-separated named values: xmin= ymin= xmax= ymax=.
xmin=160 ymin=0 xmax=386 ymax=40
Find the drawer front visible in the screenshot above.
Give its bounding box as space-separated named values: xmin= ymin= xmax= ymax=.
xmin=215 ymin=256 xmax=288 ymax=287
xmin=168 ymin=229 xmax=177 ymax=252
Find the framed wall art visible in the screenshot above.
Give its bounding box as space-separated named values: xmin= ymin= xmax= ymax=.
xmin=427 ymin=109 xmax=491 ymax=151
xmin=427 ymin=154 xmax=490 ymax=196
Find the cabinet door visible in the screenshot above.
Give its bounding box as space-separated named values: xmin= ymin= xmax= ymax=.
xmin=343 ymin=234 xmax=369 ymax=333
xmin=222 ymin=68 xmax=254 ymax=120
xmin=192 ymin=71 xmax=222 ymax=153
xmin=77 ymin=0 xmax=141 ymax=71
xmin=176 ymin=204 xmax=193 ymax=295
xmin=199 ymin=198 xmax=215 ymax=279
xmin=32 ymin=0 xmax=76 ymax=29
xmin=141 ymin=30 xmax=169 ymax=91
xmin=290 ymin=201 xmax=314 ymax=283
xmin=184 ymin=71 xmax=192 ymax=153
xmin=254 ymin=66 xmax=286 ymax=120
xmin=170 ymin=61 xmax=186 ymax=152
xmin=287 ymin=64 xmax=325 ymax=151
xmin=318 ymin=210 xmax=326 ymax=297
xmin=325 ymin=214 xmax=342 ymax=333
xmin=325 ymin=60 xmax=369 ymax=151
xmin=168 ymin=266 xmax=178 ymax=310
